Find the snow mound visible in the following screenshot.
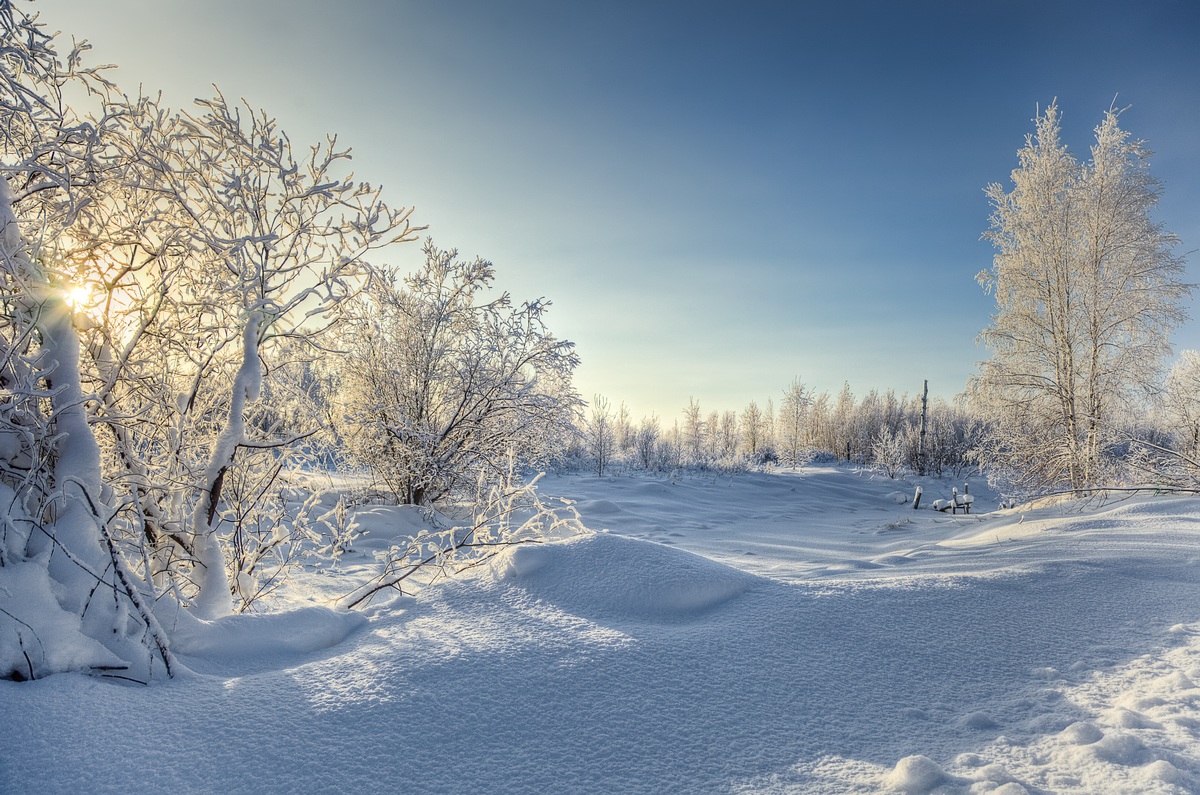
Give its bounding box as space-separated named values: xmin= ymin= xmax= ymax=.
xmin=1090 ymin=731 xmax=1150 ymax=766
xmin=1102 ymin=706 xmax=1161 ymax=729
xmin=988 ymin=784 xmax=1030 ymax=795
xmin=493 ymin=532 xmax=761 ymax=622
xmin=959 ymin=710 xmax=999 ymax=730
xmin=884 ymin=755 xmax=945 ymax=793
xmin=1142 ymin=759 xmax=1186 ymax=786
xmin=1059 ymin=721 xmax=1103 ymax=745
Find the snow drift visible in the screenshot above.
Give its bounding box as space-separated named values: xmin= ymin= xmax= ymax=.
xmin=493 ymin=532 xmax=761 ymax=622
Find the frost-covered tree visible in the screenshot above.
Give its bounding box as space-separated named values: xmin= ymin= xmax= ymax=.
xmin=335 ymin=241 xmax=581 ymax=504
xmin=1161 ymin=352 xmax=1200 ymax=461
xmin=682 ymin=398 xmax=705 ymax=466
xmin=740 ymin=400 xmax=763 ymax=459
xmin=0 ymin=3 xmax=174 ymax=679
xmin=833 ymin=383 xmax=855 ymax=460
xmin=719 ymin=410 xmax=739 ymax=460
xmin=778 ymin=378 xmax=811 ymax=467
xmin=634 ymin=415 xmax=662 ymax=471
xmin=762 ymin=397 xmax=777 ymax=460
xmin=806 ymin=392 xmax=831 ymax=452
xmin=0 ymin=0 xmax=418 ymax=677
xmin=1138 ymin=350 xmax=1200 ymax=481
xmin=588 ymin=395 xmax=614 ymax=477
xmin=615 ymin=402 xmax=633 ymax=454
xmin=73 ymin=93 xmax=416 ymax=617
xmin=705 ymin=410 xmax=721 ymax=460
xmin=972 ymin=102 xmax=1188 ymax=493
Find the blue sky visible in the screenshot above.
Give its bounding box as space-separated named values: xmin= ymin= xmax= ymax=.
xmin=53 ymin=1 xmax=1200 ymax=420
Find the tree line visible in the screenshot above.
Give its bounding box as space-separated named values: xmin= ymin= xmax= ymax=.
xmin=575 ymin=382 xmax=981 ymax=479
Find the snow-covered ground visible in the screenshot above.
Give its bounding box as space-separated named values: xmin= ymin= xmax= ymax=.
xmin=5 ymin=466 xmax=1200 ymax=794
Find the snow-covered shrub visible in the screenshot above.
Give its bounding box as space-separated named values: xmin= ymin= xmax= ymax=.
xmin=872 ymin=426 xmax=906 ymax=478
xmin=333 ymin=241 xmax=581 ymax=505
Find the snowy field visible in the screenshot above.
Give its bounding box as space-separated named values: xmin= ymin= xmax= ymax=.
xmin=6 ymin=466 xmax=1200 ymax=794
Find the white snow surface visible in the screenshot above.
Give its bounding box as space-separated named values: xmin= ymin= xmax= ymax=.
xmin=6 ymin=466 xmax=1200 ymax=793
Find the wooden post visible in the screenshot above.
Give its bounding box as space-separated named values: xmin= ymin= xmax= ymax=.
xmin=918 ymin=379 xmax=928 ymax=475
xmin=912 ymin=485 xmax=922 ymax=510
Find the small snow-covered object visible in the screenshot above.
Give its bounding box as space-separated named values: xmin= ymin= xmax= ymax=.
xmin=884 ymin=755 xmax=945 ymax=793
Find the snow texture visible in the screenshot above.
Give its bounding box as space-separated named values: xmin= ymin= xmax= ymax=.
xmin=5 ymin=466 xmax=1200 ymax=793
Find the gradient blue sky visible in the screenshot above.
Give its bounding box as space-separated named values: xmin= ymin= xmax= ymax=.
xmin=52 ymin=0 xmax=1200 ymax=420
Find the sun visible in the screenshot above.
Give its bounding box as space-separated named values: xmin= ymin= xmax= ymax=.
xmin=63 ymin=287 xmax=91 ymax=312
xmin=64 ymin=283 xmax=96 ymax=311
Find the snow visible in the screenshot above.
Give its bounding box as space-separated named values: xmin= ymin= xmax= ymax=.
xmin=0 ymin=562 xmax=125 ymax=678
xmin=5 ymin=465 xmax=1200 ymax=793
xmin=494 ymin=532 xmax=758 ymax=621
xmin=885 ymin=755 xmax=948 ymax=793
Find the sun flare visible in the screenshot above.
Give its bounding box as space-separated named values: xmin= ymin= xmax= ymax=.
xmin=63 ymin=283 xmax=97 ymax=311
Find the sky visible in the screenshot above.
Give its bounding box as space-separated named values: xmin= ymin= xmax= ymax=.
xmin=47 ymin=0 xmax=1200 ymax=421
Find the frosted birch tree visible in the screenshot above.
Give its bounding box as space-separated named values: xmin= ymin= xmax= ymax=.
xmin=0 ymin=1 xmax=175 ymax=679
xmin=778 ymin=378 xmax=811 ymax=467
xmin=682 ymin=397 xmax=705 ymax=466
xmin=740 ymin=400 xmax=763 ymax=459
xmin=719 ymin=410 xmax=739 ymax=460
xmin=972 ymin=102 xmax=1187 ymax=493
xmin=51 ymin=90 xmax=418 ymax=618
xmin=588 ymin=395 xmax=613 ymax=477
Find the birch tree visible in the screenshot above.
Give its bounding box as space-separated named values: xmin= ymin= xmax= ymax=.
xmin=778 ymin=378 xmax=811 ymax=467
xmin=588 ymin=395 xmax=613 ymax=477
xmin=682 ymin=397 xmax=705 ymax=466
xmin=740 ymin=400 xmax=763 ymax=459
xmin=972 ymin=102 xmax=1188 ymax=493
xmin=0 ymin=1 xmax=174 ymax=679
